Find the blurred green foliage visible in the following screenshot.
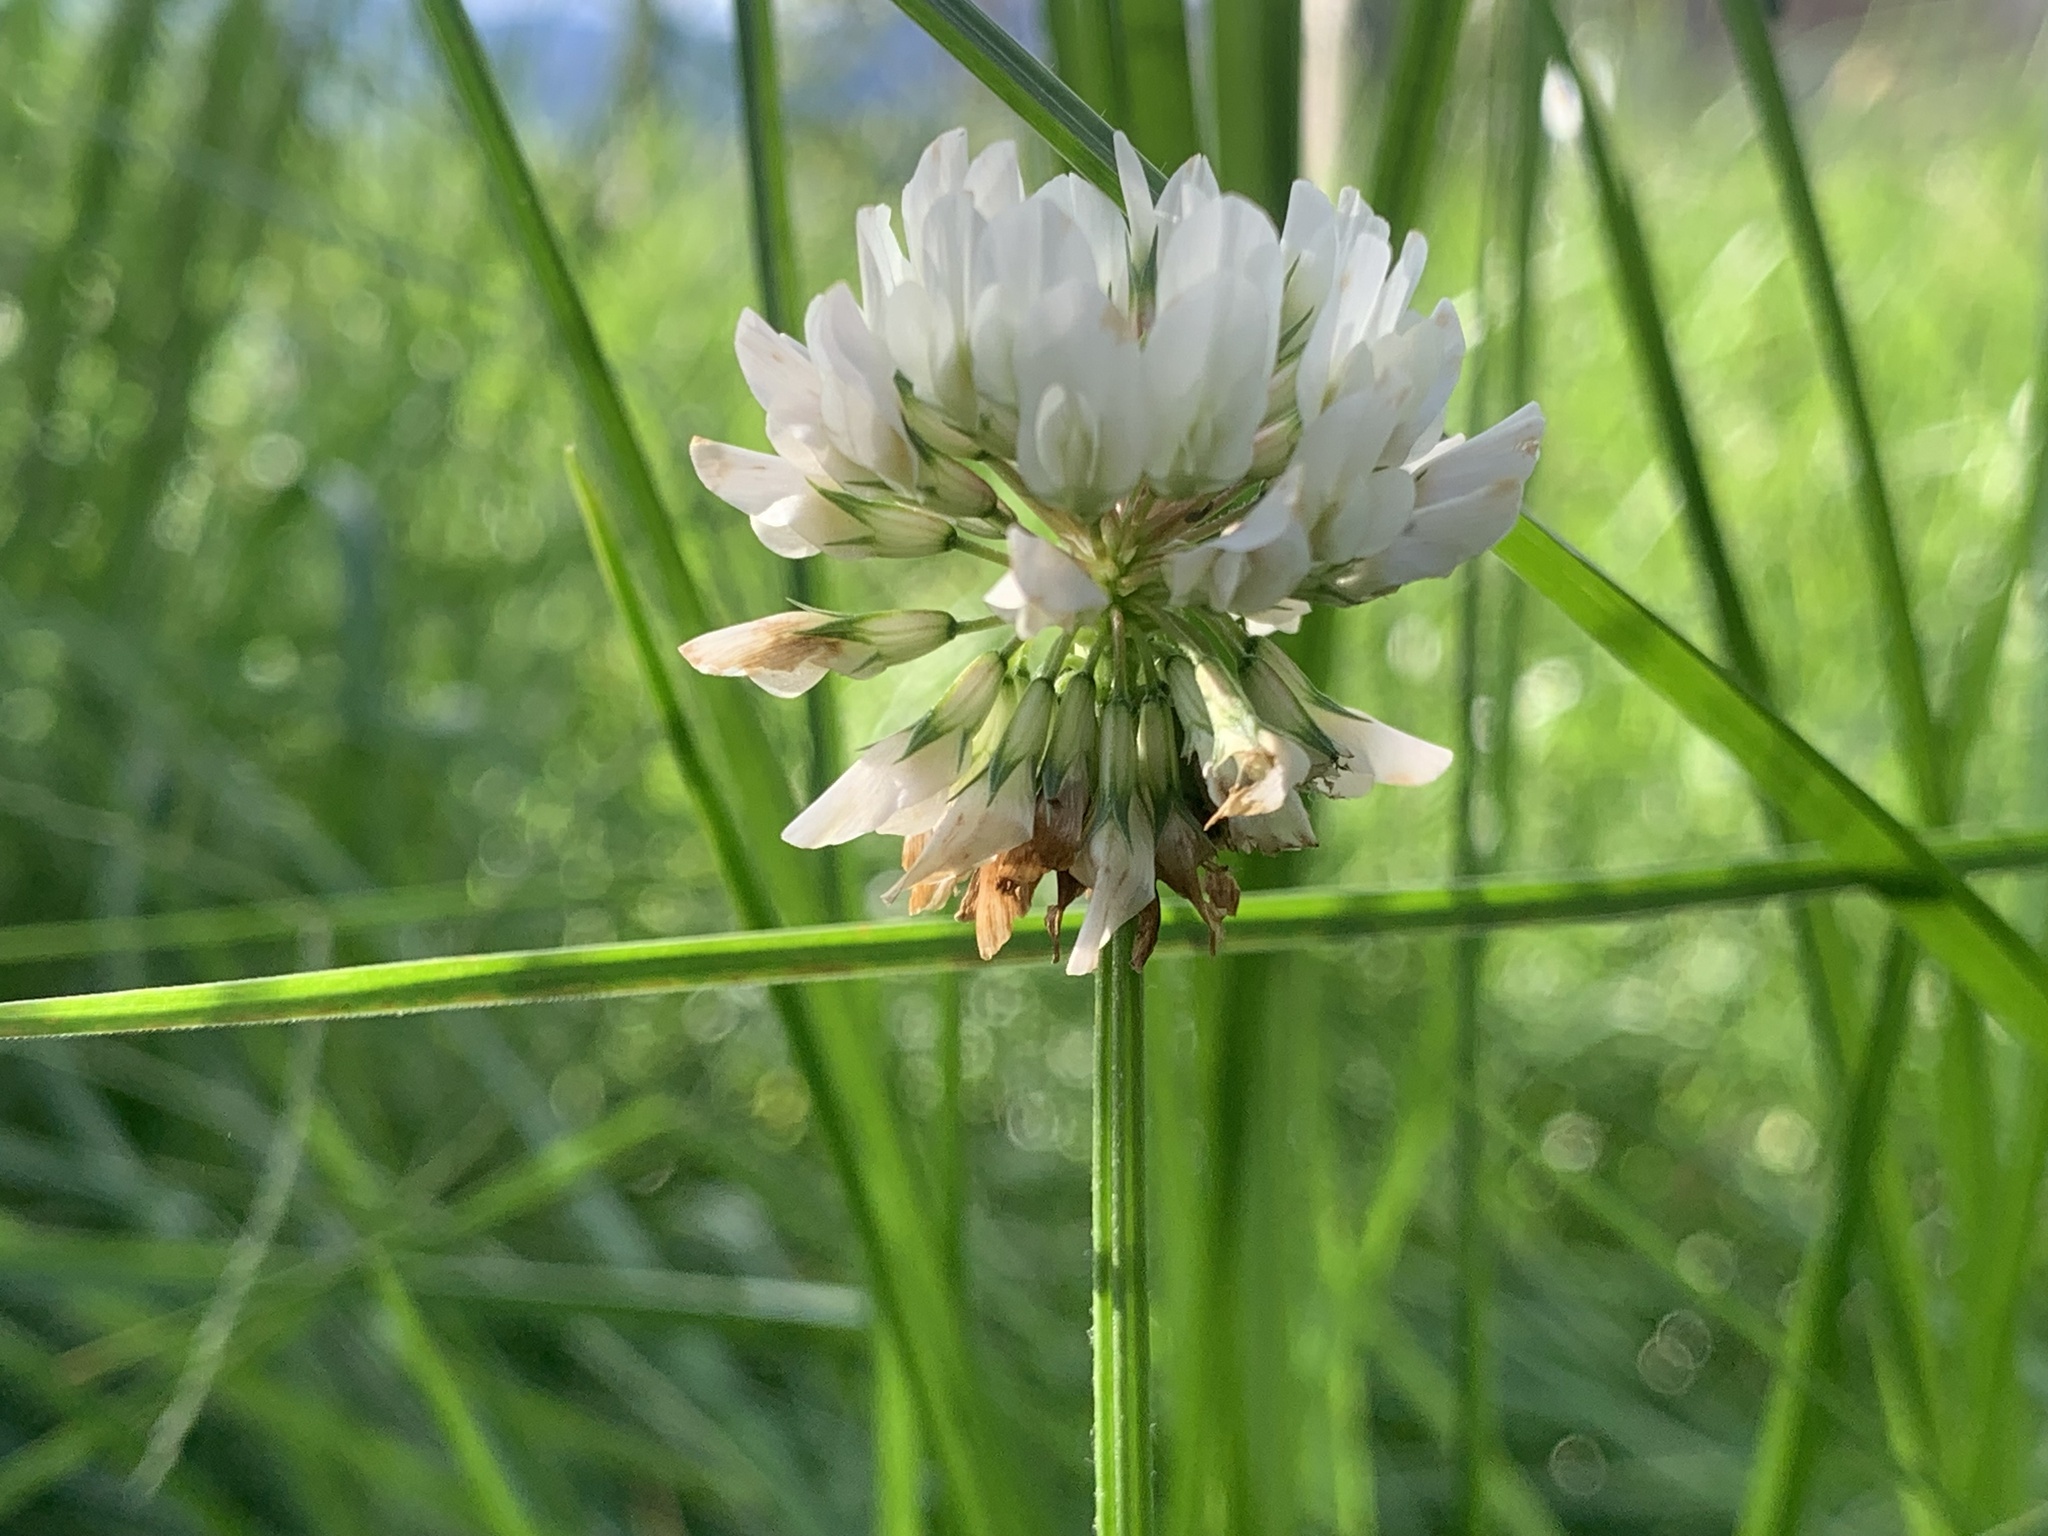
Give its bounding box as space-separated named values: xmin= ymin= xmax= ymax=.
xmin=0 ymin=0 xmax=2045 ymax=1532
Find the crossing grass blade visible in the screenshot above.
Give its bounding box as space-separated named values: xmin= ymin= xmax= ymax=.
xmin=887 ymin=0 xmax=1157 ymax=199
xmin=413 ymin=0 xmax=810 ymax=915
xmin=367 ymin=1249 xmax=544 ymax=1536
xmin=9 ymin=824 xmax=2048 ymax=1036
xmin=1495 ymin=516 xmax=2048 ymax=1049
xmin=572 ymin=443 xmax=1021 ymax=1531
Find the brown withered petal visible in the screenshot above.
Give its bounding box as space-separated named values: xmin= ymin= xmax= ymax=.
xmin=1131 ymin=896 xmax=1162 ymax=969
xmin=1155 ymin=806 xmax=1240 ymax=953
xmin=959 ymin=854 xmax=1047 ymax=960
xmin=899 ymin=832 xmax=962 ymax=915
xmin=1047 ymin=869 xmax=1086 ymax=963
xmin=909 ymin=872 xmax=961 ymax=915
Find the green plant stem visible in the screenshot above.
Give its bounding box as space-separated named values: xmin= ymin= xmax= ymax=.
xmin=1093 ymin=920 xmax=1152 ymax=1536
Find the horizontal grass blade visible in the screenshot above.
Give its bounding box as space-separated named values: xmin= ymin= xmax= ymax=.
xmin=6 ymin=823 xmax=2048 ymax=1036
xmin=0 ymin=882 xmax=537 ymax=966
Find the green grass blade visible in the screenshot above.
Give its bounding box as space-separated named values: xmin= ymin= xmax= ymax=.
xmin=1041 ymin=0 xmax=1121 ymax=119
xmin=132 ymin=1020 xmax=325 ymax=1494
xmin=573 ymin=456 xmax=1019 ymax=1533
xmin=8 ymin=0 xmax=167 ymax=570
xmin=1121 ymin=0 xmax=1199 ymax=168
xmin=887 ymin=0 xmax=1156 ymax=198
xmin=1207 ymin=0 xmax=1297 ymax=214
xmin=1536 ymin=1 xmax=1954 ymax=1504
xmin=414 ymin=0 xmax=812 ymax=917
xmin=0 ymin=881 xmax=533 ymax=967
xmin=1491 ymin=1108 xmax=1954 ymax=1515
xmin=566 ymin=450 xmax=778 ymax=931
xmin=729 ymin=0 xmax=839 ymax=807
xmin=732 ymin=0 xmax=801 ymax=334
xmin=367 ymin=1250 xmax=544 ymax=1536
xmin=1718 ymin=0 xmax=1942 ymax=817
xmin=1942 ymin=301 xmax=2048 ymax=781
xmin=1494 ymin=516 xmax=2048 ymax=1045
xmin=1367 ymin=0 xmax=1475 ymax=238
xmin=1372 ymin=1318 xmax=1568 ymax=1536
xmin=399 ymin=1255 xmax=869 ymax=1333
xmin=11 ymin=823 xmax=2048 ymax=1034
xmin=1736 ymin=939 xmax=1923 ymax=1536
xmin=1533 ymin=0 xmax=1769 ymax=694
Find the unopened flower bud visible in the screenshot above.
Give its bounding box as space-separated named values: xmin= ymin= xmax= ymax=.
xmin=1096 ymin=694 xmax=1139 ymax=825
xmin=1242 ymin=638 xmax=1338 ymax=758
xmin=911 ymin=650 xmax=1006 ymax=751
xmin=849 ymin=498 xmax=959 ymax=558
xmin=1163 ymin=654 xmax=1211 ymax=752
xmin=921 ymin=450 xmax=999 ymax=519
xmin=900 ymin=390 xmax=983 ymax=459
xmin=1136 ymin=693 xmax=1179 ymax=810
xmin=1250 ymin=414 xmax=1299 ymax=478
xmin=987 ymin=676 xmax=1056 ymax=791
xmin=1042 ymin=673 xmax=1097 ymax=795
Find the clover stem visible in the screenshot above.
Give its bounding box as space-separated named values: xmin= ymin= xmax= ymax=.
xmin=1093 ymin=918 xmax=1153 ymax=1536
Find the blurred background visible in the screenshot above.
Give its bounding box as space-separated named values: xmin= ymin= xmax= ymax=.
xmin=1 ymin=0 xmax=2046 ymax=1531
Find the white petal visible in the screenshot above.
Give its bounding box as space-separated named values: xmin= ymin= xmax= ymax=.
xmin=1279 ymin=179 xmax=1337 ymax=332
xmin=1316 ymin=708 xmax=1453 ymax=796
xmin=892 ymin=769 xmax=1036 ymax=894
xmin=805 ymin=283 xmax=917 ymax=490
xmin=903 ymin=128 xmax=969 ymax=257
xmin=1065 ymin=804 xmax=1158 ymax=976
xmin=1156 ymin=194 xmax=1282 ymax=313
xmin=783 ymin=730 xmax=964 ymax=848
xmin=1414 ymin=402 xmax=1546 ymax=505
xmin=1295 ymin=224 xmax=1393 ymax=423
xmin=1143 ymin=270 xmax=1279 ymax=494
xmin=1011 ymin=282 xmax=1146 ymax=516
xmin=752 ymin=490 xmax=866 ymax=560
xmin=1115 ymin=130 xmax=1156 ymax=263
xmin=688 ymin=438 xmax=808 ymax=517
xmin=1244 ymin=599 xmax=1310 ymax=636
xmin=984 ymin=526 xmax=1108 ymax=638
xmin=1218 ymin=790 xmax=1316 ymax=854
xmin=963 ymin=138 xmax=1025 ymax=217
xmin=1032 ymin=173 xmax=1133 ymax=311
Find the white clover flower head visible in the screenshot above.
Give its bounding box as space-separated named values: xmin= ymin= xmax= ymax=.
xmin=684 ymin=129 xmax=1547 ymax=972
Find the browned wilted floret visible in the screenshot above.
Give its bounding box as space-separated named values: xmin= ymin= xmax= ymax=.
xmin=899 ymin=832 xmax=963 ymax=916
xmin=1154 ymin=804 xmax=1242 ymax=954
xmin=1130 ymin=896 xmax=1164 ymax=969
xmin=957 ymin=779 xmax=1092 ymax=960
